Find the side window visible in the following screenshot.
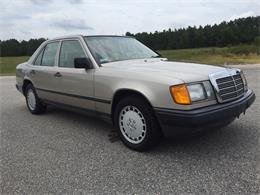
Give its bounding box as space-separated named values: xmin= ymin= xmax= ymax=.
xmin=41 ymin=42 xmax=59 ymax=66
xmin=34 ymin=49 xmax=44 ymax=65
xmin=59 ymin=40 xmax=86 ymax=68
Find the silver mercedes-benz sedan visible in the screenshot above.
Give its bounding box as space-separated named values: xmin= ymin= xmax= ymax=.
xmin=16 ymin=35 xmax=255 ymax=151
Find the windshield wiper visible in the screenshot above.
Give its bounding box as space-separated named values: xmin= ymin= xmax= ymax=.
xmin=151 ymin=55 xmax=161 ymax=58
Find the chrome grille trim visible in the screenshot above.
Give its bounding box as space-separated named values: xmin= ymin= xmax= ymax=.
xmin=209 ymin=69 xmax=245 ymax=103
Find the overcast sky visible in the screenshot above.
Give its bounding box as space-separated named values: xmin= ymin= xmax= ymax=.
xmin=0 ymin=0 xmax=259 ymax=40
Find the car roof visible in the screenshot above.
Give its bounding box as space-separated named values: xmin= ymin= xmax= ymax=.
xmin=49 ymin=34 xmax=84 ymax=41
xmin=85 ymin=35 xmax=132 ymax=38
xmin=49 ymin=34 xmax=133 ymax=41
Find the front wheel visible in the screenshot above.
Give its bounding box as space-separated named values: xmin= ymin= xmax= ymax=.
xmin=114 ymin=96 xmax=161 ymax=151
xmin=25 ymin=84 xmax=46 ymax=114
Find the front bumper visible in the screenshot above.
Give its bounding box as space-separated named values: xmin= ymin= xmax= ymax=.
xmin=154 ymin=90 xmax=256 ymax=137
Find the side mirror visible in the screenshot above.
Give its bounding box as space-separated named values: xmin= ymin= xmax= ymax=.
xmin=74 ymin=58 xmax=91 ymax=69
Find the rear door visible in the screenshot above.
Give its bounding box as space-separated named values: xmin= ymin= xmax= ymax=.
xmin=51 ymin=39 xmax=95 ymax=111
xmin=30 ymin=41 xmax=61 ymax=101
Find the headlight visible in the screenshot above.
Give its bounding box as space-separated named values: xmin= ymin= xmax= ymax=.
xmin=170 ymin=81 xmax=215 ymax=105
xmin=203 ymin=81 xmax=215 ymax=100
xmin=240 ymin=71 xmax=248 ymax=91
xmin=187 ymin=83 xmax=206 ymax=102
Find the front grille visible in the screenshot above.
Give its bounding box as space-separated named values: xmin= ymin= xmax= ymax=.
xmin=216 ymin=73 xmax=244 ymax=102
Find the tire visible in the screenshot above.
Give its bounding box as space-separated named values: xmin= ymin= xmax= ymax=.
xmin=25 ymin=84 xmax=46 ymax=114
xmin=114 ymin=96 xmax=161 ymax=151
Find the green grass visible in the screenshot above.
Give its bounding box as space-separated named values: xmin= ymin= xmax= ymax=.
xmin=159 ymin=44 xmax=260 ymax=65
xmin=0 ymin=56 xmax=29 ymax=75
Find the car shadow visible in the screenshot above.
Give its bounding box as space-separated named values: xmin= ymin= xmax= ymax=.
xmin=35 ymin=105 xmax=257 ymax=158
xmin=152 ymin=121 xmax=257 ymax=160
xmin=45 ymin=105 xmax=115 ymax=136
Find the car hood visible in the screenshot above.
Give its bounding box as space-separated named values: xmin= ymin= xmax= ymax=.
xmin=102 ymin=58 xmax=227 ymax=83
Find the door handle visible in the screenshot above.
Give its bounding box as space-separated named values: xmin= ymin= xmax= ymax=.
xmin=54 ymin=72 xmax=62 ymax=77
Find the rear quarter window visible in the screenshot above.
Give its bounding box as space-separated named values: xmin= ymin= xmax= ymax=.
xmin=34 ymin=49 xmax=44 ymax=65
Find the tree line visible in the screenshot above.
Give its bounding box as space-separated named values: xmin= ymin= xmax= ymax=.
xmin=0 ymin=38 xmax=46 ymax=57
xmin=126 ymin=16 xmax=260 ymax=50
xmin=0 ymin=16 xmax=259 ymax=57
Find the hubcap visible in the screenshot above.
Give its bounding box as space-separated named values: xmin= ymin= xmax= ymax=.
xmin=119 ymin=106 xmax=146 ymax=144
xmin=27 ymin=89 xmax=36 ymax=110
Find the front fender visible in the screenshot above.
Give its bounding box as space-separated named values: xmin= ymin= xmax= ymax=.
xmin=94 ymin=73 xmax=181 ymax=114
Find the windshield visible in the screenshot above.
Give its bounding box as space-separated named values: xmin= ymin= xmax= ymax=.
xmin=84 ymin=36 xmax=159 ymax=64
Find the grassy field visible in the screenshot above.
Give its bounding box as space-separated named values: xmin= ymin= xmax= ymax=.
xmin=0 ymin=45 xmax=259 ymax=75
xmin=0 ymin=56 xmax=29 ymax=75
xmin=159 ymin=44 xmax=260 ymax=65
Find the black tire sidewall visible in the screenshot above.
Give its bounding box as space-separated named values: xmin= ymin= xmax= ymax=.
xmin=114 ymin=96 xmax=160 ymax=151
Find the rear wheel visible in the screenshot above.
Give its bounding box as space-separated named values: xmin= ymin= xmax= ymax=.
xmin=114 ymin=96 xmax=161 ymax=151
xmin=25 ymin=84 xmax=46 ymax=114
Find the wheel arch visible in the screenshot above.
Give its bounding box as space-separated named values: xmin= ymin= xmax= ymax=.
xmin=22 ymin=79 xmax=33 ymax=95
xmin=111 ymin=88 xmax=155 ymax=123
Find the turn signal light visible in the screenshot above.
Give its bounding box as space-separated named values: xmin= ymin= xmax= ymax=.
xmin=170 ymin=84 xmax=191 ymax=105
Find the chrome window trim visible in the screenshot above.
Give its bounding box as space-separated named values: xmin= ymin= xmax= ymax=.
xmin=30 ymin=35 xmax=100 ymax=69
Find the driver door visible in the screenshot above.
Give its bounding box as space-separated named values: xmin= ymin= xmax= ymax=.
xmin=51 ymin=39 xmax=95 ymax=111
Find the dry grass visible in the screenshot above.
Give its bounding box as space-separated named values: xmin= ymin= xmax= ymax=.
xmin=159 ymin=45 xmax=260 ymax=65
